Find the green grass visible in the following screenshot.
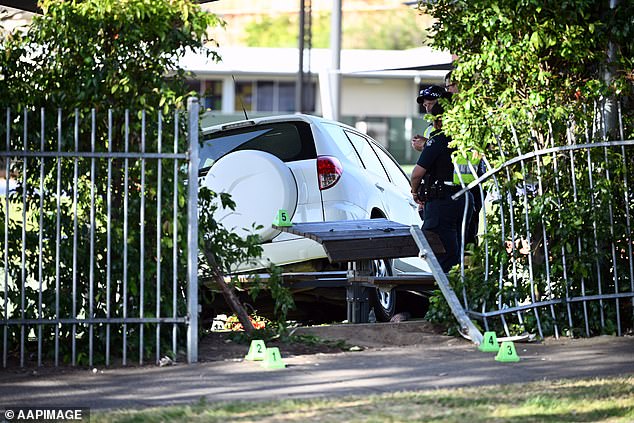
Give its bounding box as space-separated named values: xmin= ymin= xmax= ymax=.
xmin=93 ymin=376 xmax=634 ymax=422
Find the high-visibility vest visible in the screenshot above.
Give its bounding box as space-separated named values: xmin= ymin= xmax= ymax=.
xmin=453 ymin=152 xmax=481 ymax=185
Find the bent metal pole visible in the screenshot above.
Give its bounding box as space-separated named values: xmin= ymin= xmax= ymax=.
xmin=410 ymin=226 xmax=483 ymax=345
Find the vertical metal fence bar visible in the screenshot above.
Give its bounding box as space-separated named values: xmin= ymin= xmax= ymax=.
xmin=598 ymin=102 xmax=621 ymax=335
xmin=38 ymin=108 xmax=45 ymax=367
xmin=617 ymin=103 xmax=634 ymax=310
xmin=493 ymin=139 xmax=512 ymax=336
xmin=603 ymin=145 xmax=621 ymax=335
xmin=550 ymin=131 xmax=573 ymax=332
xmin=521 ymin=157 xmax=542 ymax=338
xmin=140 ymin=110 xmax=146 ymax=365
xmin=452 ymin=164 xmax=470 ymax=309
xmin=106 ymin=109 xmax=113 ymax=366
xmin=187 ymin=98 xmax=199 ymax=364
xmin=460 ymin=190 xmax=469 ymax=308
xmin=20 ymin=108 xmax=27 ymax=368
xmin=89 ymin=108 xmax=96 ymax=367
xmin=585 ymin=144 xmax=606 ymax=329
xmin=172 ymin=112 xmax=179 ymax=360
xmin=156 ymin=111 xmax=162 ymax=365
xmin=586 ymin=111 xmax=608 ymax=331
xmin=583 ymin=101 xmax=601 ymax=138
xmin=480 ymin=156 xmax=494 ymax=333
xmin=540 ymin=126 xmax=559 ymax=338
xmin=55 ymin=109 xmax=62 ymax=366
xmin=536 ymin=147 xmax=557 ymax=338
xmin=479 ymin=165 xmax=489 ymax=285
xmin=504 ymin=168 xmax=523 ymax=327
xmin=499 ymin=131 xmax=524 ymax=327
xmin=4 ymin=108 xmax=10 ymax=368
xmin=491 ymin=171 xmax=510 ymax=336
xmin=567 ymin=129 xmax=590 ymax=337
xmin=123 ymin=110 xmax=129 ymax=366
xmin=479 ymin=185 xmax=489 ymax=331
xmin=72 ymin=110 xmax=79 ymax=365
xmin=510 ymin=124 xmax=542 ymax=338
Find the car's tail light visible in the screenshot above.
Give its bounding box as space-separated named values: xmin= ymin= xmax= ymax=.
xmin=317 ymin=156 xmax=343 ymax=190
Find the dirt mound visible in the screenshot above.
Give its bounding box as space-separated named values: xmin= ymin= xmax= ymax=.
xmin=198 ymin=319 xmax=449 ymax=362
xmin=291 ymin=319 xmax=449 ymax=348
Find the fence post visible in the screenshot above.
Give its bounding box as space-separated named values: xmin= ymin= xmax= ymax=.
xmin=187 ymin=98 xmax=200 ymax=363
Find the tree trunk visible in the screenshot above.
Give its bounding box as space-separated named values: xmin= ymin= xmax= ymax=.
xmin=202 ymin=248 xmax=256 ymax=334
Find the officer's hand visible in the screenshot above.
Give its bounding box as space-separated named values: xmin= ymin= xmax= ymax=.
xmin=411 ymin=135 xmax=426 ymax=152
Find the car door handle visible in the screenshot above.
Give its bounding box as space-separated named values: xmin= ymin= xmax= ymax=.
xmin=375 ymin=183 xmax=385 ymax=192
xmin=402 ymin=194 xmax=417 ymax=208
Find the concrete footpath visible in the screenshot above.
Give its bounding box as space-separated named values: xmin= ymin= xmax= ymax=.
xmin=0 ymin=334 xmax=633 ymax=411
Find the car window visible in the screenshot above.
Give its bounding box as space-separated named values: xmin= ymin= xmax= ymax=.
xmin=200 ymin=122 xmax=316 ymax=172
xmin=370 ymin=142 xmax=409 ymax=185
xmin=321 ymin=123 xmax=363 ymax=167
xmin=344 ymin=131 xmax=389 ymax=180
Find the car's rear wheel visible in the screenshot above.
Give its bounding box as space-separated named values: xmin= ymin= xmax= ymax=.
xmin=370 ymin=258 xmax=396 ymax=322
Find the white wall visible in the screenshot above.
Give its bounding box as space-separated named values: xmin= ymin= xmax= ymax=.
xmin=340 ymin=78 xmax=416 ymax=117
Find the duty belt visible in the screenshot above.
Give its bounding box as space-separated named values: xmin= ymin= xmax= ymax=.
xmin=442 ymin=182 xmax=461 ymax=194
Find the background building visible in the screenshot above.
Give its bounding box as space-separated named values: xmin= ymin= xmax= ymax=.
xmin=183 ymin=46 xmax=450 ymax=165
xmin=1 ymin=1 xmax=451 ymax=165
xmin=195 ymin=1 xmax=450 ymax=165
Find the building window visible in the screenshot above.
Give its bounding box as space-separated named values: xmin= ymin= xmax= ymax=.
xmin=234 ymin=80 xmax=313 ymax=113
xmin=256 ymin=81 xmax=275 ymax=111
xmin=203 ymin=80 xmax=223 ymax=111
xmin=235 ymin=81 xmax=254 ymax=111
xmin=279 ymin=82 xmax=296 ymax=112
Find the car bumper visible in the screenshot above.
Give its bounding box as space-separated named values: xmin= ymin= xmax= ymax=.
xmin=234 ymin=236 xmax=328 ymax=273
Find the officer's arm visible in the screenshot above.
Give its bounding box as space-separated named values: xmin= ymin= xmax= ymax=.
xmin=410 ymin=164 xmax=427 ymax=194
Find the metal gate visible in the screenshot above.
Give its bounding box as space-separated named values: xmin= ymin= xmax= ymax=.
xmin=0 ymin=99 xmax=200 ymax=367
xmin=452 ymin=107 xmax=634 ymax=339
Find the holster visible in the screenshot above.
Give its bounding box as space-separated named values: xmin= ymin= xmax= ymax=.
xmin=417 ymin=180 xmax=458 ymax=201
xmin=417 ymin=178 xmax=441 ymax=201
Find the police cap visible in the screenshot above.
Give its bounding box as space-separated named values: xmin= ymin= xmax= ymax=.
xmin=416 ymin=85 xmax=447 ymax=104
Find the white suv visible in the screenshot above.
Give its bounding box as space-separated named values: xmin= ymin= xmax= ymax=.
xmin=200 ymin=114 xmax=425 ymax=321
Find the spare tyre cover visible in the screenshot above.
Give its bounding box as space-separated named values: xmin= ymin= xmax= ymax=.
xmin=202 ymin=150 xmax=298 ymax=242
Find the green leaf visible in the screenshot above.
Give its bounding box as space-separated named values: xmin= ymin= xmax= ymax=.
xmin=529 ymin=32 xmax=541 ymax=50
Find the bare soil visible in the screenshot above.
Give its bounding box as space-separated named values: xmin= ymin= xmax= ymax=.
xmin=198 ymin=319 xmax=449 ymax=362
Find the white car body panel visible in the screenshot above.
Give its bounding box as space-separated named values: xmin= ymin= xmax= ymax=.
xmin=202 ymin=114 xmax=426 ymax=274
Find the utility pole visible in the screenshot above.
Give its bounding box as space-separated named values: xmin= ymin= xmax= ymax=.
xmin=296 ymin=0 xmax=312 ymax=114
xmin=330 ymin=0 xmax=342 ymax=121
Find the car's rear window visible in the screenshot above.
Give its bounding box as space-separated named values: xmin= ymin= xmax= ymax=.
xmin=199 ymin=122 xmax=317 ymax=172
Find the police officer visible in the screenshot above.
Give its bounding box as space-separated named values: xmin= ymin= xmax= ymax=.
xmin=411 ymin=85 xmax=449 ymax=152
xmin=410 ymin=102 xmax=472 ymax=272
xmin=411 ymin=85 xmax=450 ymax=220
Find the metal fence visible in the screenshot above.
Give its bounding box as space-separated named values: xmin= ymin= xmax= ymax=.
xmin=0 ymin=99 xmax=200 ymax=368
xmin=454 ymin=108 xmax=634 ymax=339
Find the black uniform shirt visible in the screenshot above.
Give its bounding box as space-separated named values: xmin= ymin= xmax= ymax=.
xmin=416 ymin=129 xmax=455 ymax=184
